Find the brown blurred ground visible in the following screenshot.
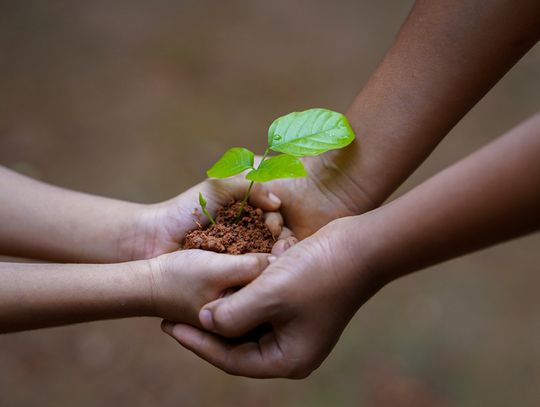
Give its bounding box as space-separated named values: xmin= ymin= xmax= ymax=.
xmin=1 ymin=1 xmax=539 ymax=406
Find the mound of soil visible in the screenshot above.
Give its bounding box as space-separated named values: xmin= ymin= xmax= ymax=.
xmin=183 ymin=200 xmax=275 ymax=255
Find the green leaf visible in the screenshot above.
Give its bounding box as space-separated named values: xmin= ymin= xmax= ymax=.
xmin=198 ymin=192 xmax=215 ymax=225
xmin=246 ymin=154 xmax=307 ymax=182
xmin=198 ymin=192 xmax=207 ymax=207
xmin=268 ymin=108 xmax=355 ymax=156
xmin=207 ymin=147 xmax=255 ymax=178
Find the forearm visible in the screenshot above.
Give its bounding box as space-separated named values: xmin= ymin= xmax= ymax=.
xmin=0 ymin=166 xmax=144 ymax=262
xmin=327 ymin=0 xmax=540 ymax=209
xmin=0 ymin=260 xmax=154 ymax=333
xmin=353 ymin=114 xmax=540 ymax=283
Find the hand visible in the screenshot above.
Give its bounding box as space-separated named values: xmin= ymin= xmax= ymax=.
xmin=120 ymin=177 xmax=294 ymax=260
xmin=148 ymin=250 xmax=270 ymax=327
xmin=119 ymin=150 xmax=370 ymax=260
xmin=254 ymin=153 xmax=377 ymax=240
xmin=161 ymin=216 xmax=384 ymax=378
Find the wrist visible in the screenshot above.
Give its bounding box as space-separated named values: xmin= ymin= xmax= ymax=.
xmin=129 ymin=257 xmax=160 ymax=317
xmin=325 ymin=213 xmax=396 ymax=295
xmin=311 ymin=142 xmax=380 ymax=217
xmin=115 ymin=203 xmax=166 ymax=261
xmin=76 ymin=198 xmax=149 ymax=263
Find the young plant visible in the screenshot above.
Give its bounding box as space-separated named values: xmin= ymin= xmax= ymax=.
xmin=198 ymin=192 xmax=216 ymax=225
xmin=203 ymin=108 xmax=356 ymax=219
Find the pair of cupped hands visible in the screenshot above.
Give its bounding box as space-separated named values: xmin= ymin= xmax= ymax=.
xmin=138 ymin=157 xmax=376 ymax=379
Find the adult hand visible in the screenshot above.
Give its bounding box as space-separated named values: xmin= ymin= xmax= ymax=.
xmin=255 ymin=154 xmax=377 ymax=240
xmin=164 ymin=113 xmax=540 ymax=378
xmin=161 ymin=216 xmax=383 ymax=378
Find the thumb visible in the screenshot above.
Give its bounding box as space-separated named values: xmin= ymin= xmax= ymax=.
xmin=199 ymin=281 xmax=276 ymax=338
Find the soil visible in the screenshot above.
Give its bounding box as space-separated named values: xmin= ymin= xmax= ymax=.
xmin=183 ymin=200 xmax=275 ymax=254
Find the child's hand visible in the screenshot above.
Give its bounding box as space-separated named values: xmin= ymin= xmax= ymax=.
xmin=148 ymin=250 xmax=269 ymax=327
xmin=123 ymin=177 xmax=295 ymax=260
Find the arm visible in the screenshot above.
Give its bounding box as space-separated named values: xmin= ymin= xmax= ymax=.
xmin=0 ymin=251 xmax=268 ymax=333
xmin=0 ymin=166 xmax=143 ymax=262
xmin=0 ymin=167 xmax=284 ymax=262
xmin=264 ymin=0 xmax=540 ymax=238
xmin=0 ymin=260 xmax=151 ymax=333
xmin=163 ymin=113 xmax=540 ymax=378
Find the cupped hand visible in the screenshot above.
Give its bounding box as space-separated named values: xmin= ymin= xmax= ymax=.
xmin=149 ymin=250 xmax=270 ymax=327
xmin=121 ymin=176 xmax=295 ymax=260
xmin=161 ymin=216 xmax=384 ymax=378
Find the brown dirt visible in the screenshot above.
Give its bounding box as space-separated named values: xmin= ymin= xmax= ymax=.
xmin=183 ymin=200 xmax=275 ymax=254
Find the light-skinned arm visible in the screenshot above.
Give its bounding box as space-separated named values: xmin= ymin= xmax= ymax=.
xmin=0 ymin=250 xmax=269 ymax=333
xmin=0 ymin=167 xmax=286 ymax=262
xmin=163 ymin=113 xmax=540 ymax=378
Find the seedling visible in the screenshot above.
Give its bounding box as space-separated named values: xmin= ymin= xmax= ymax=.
xmin=198 ymin=192 xmax=216 ymax=225
xmin=202 ymin=108 xmax=356 ymax=220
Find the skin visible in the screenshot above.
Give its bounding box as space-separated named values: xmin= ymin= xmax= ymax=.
xmin=164 ymin=113 xmax=540 ymax=379
xmin=254 ymin=0 xmax=540 ymax=239
xmin=161 ymin=0 xmax=540 ymax=378
xmin=0 ymin=250 xmax=269 ymax=333
xmin=0 ymin=167 xmax=293 ymax=332
xmin=2 ymin=0 xmax=539 ymax=378
xmin=0 ymin=166 xmax=290 ymax=262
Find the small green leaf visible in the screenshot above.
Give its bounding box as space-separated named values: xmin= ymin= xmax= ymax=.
xmin=198 ymin=192 xmax=215 ymax=225
xmin=198 ymin=192 xmax=207 ymax=207
xmin=268 ymin=108 xmax=355 ymax=156
xmin=246 ymin=154 xmax=307 ymax=182
xmin=207 ymin=147 xmax=255 ymax=178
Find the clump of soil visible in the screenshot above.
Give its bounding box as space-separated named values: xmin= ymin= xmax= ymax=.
xmin=183 ymin=200 xmax=275 ymax=255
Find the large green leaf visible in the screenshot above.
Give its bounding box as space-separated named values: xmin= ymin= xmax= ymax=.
xmin=246 ymin=154 xmax=307 ymax=182
xmin=207 ymin=147 xmax=255 ymax=178
xmin=268 ymin=108 xmax=355 ymax=156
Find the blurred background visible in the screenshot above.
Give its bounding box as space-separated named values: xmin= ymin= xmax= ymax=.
xmin=1 ymin=1 xmax=539 ymax=406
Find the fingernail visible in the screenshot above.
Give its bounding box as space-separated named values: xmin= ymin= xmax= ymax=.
xmin=268 ymin=255 xmax=277 ymax=263
xmin=268 ymin=193 xmax=281 ymax=206
xmin=199 ymin=309 xmax=215 ymax=331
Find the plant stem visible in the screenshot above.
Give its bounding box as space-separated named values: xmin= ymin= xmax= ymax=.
xmin=203 ymin=208 xmax=216 ymax=225
xmin=236 ymin=149 xmax=269 ymax=220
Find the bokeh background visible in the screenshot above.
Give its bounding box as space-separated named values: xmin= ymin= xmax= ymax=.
xmin=1 ymin=1 xmax=539 ymax=406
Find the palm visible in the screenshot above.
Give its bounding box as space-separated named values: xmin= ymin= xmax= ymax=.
xmin=134 ymin=177 xmax=282 ymax=259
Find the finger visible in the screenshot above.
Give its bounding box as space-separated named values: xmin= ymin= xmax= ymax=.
xmin=277 ymin=226 xmax=294 ymax=240
xmin=249 ymin=183 xmax=281 ymax=212
xmin=215 ymin=253 xmax=269 ymax=287
xmin=161 ymin=322 xmax=284 ymax=378
xmin=264 ymin=212 xmax=283 ymax=238
xmin=271 ymin=235 xmax=298 ymax=256
xmin=220 ymin=287 xmax=237 ymax=298
xmin=199 ymin=277 xmax=277 ymax=337
xmin=200 ymin=177 xmax=248 ymax=205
